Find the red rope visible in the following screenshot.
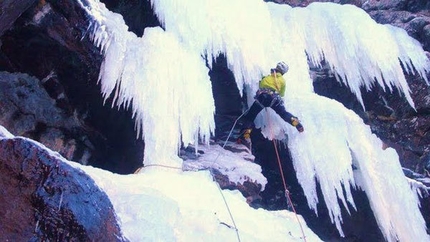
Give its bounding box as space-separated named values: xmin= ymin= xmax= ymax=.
xmin=267 ymin=109 xmax=307 ymax=241
xmin=134 ymin=164 xmax=182 ymax=173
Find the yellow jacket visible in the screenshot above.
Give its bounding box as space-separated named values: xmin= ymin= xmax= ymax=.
xmin=259 ymin=72 xmax=286 ymax=97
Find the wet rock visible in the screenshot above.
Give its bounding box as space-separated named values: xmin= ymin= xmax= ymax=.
xmin=209 ymin=55 xmax=244 ymax=140
xmin=0 ymin=0 xmax=36 ymax=36
xmin=362 ymin=0 xmax=430 ymax=12
xmin=211 ymin=168 xmax=264 ymax=207
xmin=0 ymin=71 xmax=94 ymax=165
xmin=181 ymin=140 xmax=263 ymax=207
xmin=269 ymin=0 xmax=365 ymax=8
xmin=364 ymin=2 xmax=430 ymax=52
xmin=0 ymin=0 xmax=145 ymax=174
xmin=0 ymin=131 xmax=127 ymax=241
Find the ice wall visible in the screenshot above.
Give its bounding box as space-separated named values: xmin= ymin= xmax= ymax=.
xmin=78 ymin=0 xmax=430 ymax=240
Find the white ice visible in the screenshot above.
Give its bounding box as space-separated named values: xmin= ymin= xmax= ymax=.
xmin=77 ymin=0 xmax=430 ymax=241
xmin=0 ymin=129 xmax=321 ymax=241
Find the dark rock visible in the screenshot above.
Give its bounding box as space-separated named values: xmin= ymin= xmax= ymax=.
xmin=211 ymin=168 xmax=264 ymax=207
xmin=0 ymin=71 xmax=96 ymax=164
xmin=403 ymin=167 xmax=426 ymax=178
xmin=0 ymin=134 xmax=127 ymax=241
xmin=101 ymin=0 xmax=160 ymax=36
xmin=365 ymin=7 xmax=430 ymax=52
xmin=362 ymin=0 xmax=408 ymax=11
xmin=210 ymin=55 xmax=245 ymax=141
xmin=180 ymin=140 xmax=263 ymax=207
xmin=0 ymin=0 xmax=37 ymax=37
xmin=425 ymin=153 xmax=430 ymax=172
xmin=0 ymin=0 xmax=145 ymax=174
xmin=362 ymin=0 xmax=430 ymax=12
xmin=267 ymin=0 xmax=365 ymax=8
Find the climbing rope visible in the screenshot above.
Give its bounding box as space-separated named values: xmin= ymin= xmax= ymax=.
xmin=136 ymin=115 xmax=244 ymax=242
xmin=138 ymin=165 xmax=241 ymax=242
xmin=213 ymin=175 xmax=242 ymax=242
xmin=142 ymin=164 xmax=182 ymax=170
xmin=137 ymin=107 xmax=306 ymax=241
xmin=219 ymin=102 xmax=308 ymax=241
xmin=268 ymin=68 xmax=307 ymax=240
xmin=266 ymin=110 xmax=307 ymax=241
xmin=221 ymin=112 xmax=246 ymax=149
xmin=208 ymin=112 xmax=248 ymax=242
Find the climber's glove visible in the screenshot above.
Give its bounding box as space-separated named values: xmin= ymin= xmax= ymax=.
xmin=296 ymin=123 xmax=304 ymax=132
xmin=291 ymin=117 xmax=304 ymax=133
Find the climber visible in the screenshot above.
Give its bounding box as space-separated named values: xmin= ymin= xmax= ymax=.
xmin=238 ymin=61 xmax=304 ymax=139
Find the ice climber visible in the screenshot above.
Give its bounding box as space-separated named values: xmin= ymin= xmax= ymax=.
xmin=239 ymin=61 xmax=304 ymax=139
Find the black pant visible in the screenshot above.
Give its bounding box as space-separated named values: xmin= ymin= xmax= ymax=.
xmin=241 ymin=92 xmax=295 ymax=128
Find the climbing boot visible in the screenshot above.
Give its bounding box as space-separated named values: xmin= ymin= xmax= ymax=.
xmin=237 ymin=128 xmax=252 ymax=149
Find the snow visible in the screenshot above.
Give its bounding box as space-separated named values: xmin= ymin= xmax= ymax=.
xmin=76 ymin=0 xmax=430 ymax=241
xmin=74 ymin=165 xmax=318 ymax=242
xmin=0 ymin=125 xmax=13 ymax=138
xmin=0 ymin=130 xmax=320 ymax=241
xmin=182 ymin=142 xmax=268 ymax=190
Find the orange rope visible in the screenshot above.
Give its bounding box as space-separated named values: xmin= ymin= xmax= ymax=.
xmin=137 ymin=150 xmax=242 ymax=242
xmin=134 ymin=164 xmax=183 ymax=173
xmin=267 ymin=109 xmax=307 ymax=241
xmin=272 ymin=139 xmax=307 ymax=241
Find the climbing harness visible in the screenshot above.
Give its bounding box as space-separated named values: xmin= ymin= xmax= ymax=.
xmin=254 ymin=88 xmax=283 ymax=109
xmin=255 ymin=88 xmax=278 ymax=97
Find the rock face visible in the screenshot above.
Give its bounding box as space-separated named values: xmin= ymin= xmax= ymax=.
xmin=0 ymin=0 xmax=145 ymax=174
xmin=0 ymin=0 xmax=36 ymax=36
xmin=0 ymin=131 xmax=126 ymax=241
xmin=364 ymin=0 xmax=430 ymax=53
xmin=0 ymin=72 xmax=93 ymax=164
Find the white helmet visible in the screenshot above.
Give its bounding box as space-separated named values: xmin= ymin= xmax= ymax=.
xmin=275 ymin=61 xmax=289 ymax=75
